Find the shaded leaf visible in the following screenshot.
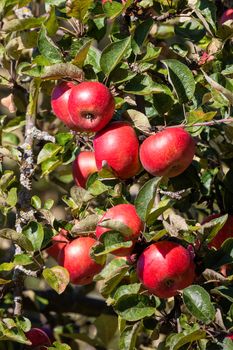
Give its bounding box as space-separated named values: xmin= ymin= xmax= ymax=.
xmin=119 ymin=322 xmax=142 ymax=350
xmin=115 ymin=294 xmax=155 ymax=322
xmin=0 ymin=229 xmax=33 ymax=251
xmin=162 ymin=59 xmax=196 ymax=103
xmin=135 ymin=177 xmax=161 ymax=221
xmin=22 ymin=222 xmax=44 ymax=251
xmin=183 ymin=285 xmax=215 ymax=324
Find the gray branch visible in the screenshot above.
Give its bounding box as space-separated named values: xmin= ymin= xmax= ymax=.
xmin=13 ymin=80 xmax=40 ymax=316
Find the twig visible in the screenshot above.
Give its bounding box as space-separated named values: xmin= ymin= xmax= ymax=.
xmin=29 ymin=127 xmax=55 ymax=143
xmin=159 ymin=189 xmax=186 ymax=200
xmin=157 ymin=117 xmax=233 ymax=131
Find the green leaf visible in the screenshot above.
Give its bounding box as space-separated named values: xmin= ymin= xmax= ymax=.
xmin=48 ymin=343 xmax=71 ymax=350
xmin=135 ymin=177 xmax=161 ymax=221
xmin=66 ymin=0 xmax=94 ymax=22
xmin=183 ymin=285 xmax=215 ymax=324
xmin=2 ymin=17 xmax=44 ymax=32
xmin=22 ymin=222 xmax=44 ymax=251
xmin=223 ymin=338 xmax=233 ymax=350
xmin=102 ymin=0 xmax=132 ymax=19
xmin=113 ymin=283 xmax=141 ymax=302
xmin=201 ymin=214 xmax=228 ymax=245
xmin=132 ymin=18 xmax=153 ymax=54
xmin=100 ymin=37 xmax=131 ymax=76
xmin=124 ymin=75 xmax=170 ymax=96
xmin=207 ymin=239 xmax=233 ymax=269
xmin=119 ymin=322 xmax=142 ymax=350
xmin=72 ymin=39 xmax=92 ymax=68
xmin=37 ymin=143 xmax=62 ymax=164
xmin=41 ymin=157 xmax=63 ymax=176
xmin=50 ymin=345 xmax=69 ymax=350
xmin=147 ymin=198 xmax=173 ymax=225
xmin=162 ymin=59 xmax=196 ymax=103
xmin=0 ymin=262 xmax=15 ymax=272
xmin=13 ymin=254 xmax=33 ymax=266
xmin=0 ymin=229 xmax=33 ymax=251
xmin=44 ymin=199 xmax=54 ymax=210
xmin=88 ymin=179 xmax=109 ymax=196
xmin=95 ymin=257 xmax=127 ymax=281
xmin=6 ymin=187 xmax=17 ymax=207
xmin=43 ymin=266 xmax=69 ymax=294
xmin=45 ymin=6 xmax=58 ymax=36
xmin=93 ymin=231 xmax=133 ymax=256
xmin=211 ymin=285 xmax=233 ymax=303
xmin=115 ymin=294 xmax=155 ymax=322
xmin=38 ymin=25 xmax=63 ymax=64
xmin=3 ymin=116 xmax=25 ymax=132
xmin=165 ymin=329 xmax=206 ymax=350
xmin=98 ymin=219 xmax=133 ymax=237
xmin=31 ymin=195 xmax=41 ymax=210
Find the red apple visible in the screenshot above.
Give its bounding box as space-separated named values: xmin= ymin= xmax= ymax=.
xmin=203 ymin=214 xmax=233 ymax=249
xmin=68 ymin=81 xmax=115 ymax=132
xmin=58 ymin=236 xmax=104 ymax=285
xmin=93 ymin=121 xmax=141 ymax=179
xmin=51 ymin=81 xmax=76 ymax=128
xmin=46 ymin=228 xmax=69 ymax=261
xmin=136 ymin=241 xmax=196 ymax=298
xmin=220 ymin=9 xmax=233 ymax=25
xmin=226 ymin=334 xmax=233 ymax=340
xmin=26 ymin=328 xmax=51 ymax=349
xmin=139 ymin=127 xmax=195 ymax=178
xmin=96 ymin=204 xmax=143 ymax=256
xmin=73 ymin=151 xmax=98 ymax=188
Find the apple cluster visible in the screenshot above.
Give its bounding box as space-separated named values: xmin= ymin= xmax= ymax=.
xmin=50 ymin=79 xmax=233 ymax=300
xmin=49 ymin=80 xmax=200 ymax=299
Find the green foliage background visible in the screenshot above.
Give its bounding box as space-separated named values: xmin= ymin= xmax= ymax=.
xmin=0 ymin=0 xmax=233 ymax=349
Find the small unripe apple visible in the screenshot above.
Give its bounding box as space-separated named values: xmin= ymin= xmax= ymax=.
xmin=25 ymin=328 xmax=51 ymax=349
xmin=68 ymin=81 xmax=115 ymax=132
xmin=51 ymin=81 xmax=76 ymax=128
xmin=203 ymin=214 xmax=233 ymax=249
xmin=136 ymin=241 xmax=196 ymax=298
xmin=139 ymin=127 xmax=195 ymax=178
xmin=96 ymin=204 xmax=143 ymax=256
xmin=58 ymin=236 xmax=104 ymax=285
xmin=93 ymin=121 xmax=141 ymax=179
xmin=220 ymin=9 xmax=233 ymax=25
xmin=73 ymin=151 xmax=98 ymax=188
xmin=46 ymin=228 xmax=69 ymax=261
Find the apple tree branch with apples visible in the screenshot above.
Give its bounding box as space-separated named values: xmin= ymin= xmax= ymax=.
xmin=0 ymin=0 xmax=233 ymax=349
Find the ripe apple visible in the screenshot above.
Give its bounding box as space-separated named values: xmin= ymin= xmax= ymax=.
xmin=203 ymin=214 xmax=233 ymax=249
xmin=220 ymin=9 xmax=233 ymax=25
xmin=68 ymin=81 xmax=115 ymax=132
xmin=51 ymin=81 xmax=76 ymax=128
xmin=139 ymin=127 xmax=195 ymax=178
xmin=25 ymin=328 xmax=51 ymax=349
xmin=96 ymin=204 xmax=144 ymax=256
xmin=46 ymin=228 xmax=69 ymax=261
xmin=136 ymin=241 xmax=196 ymax=298
xmin=93 ymin=121 xmax=141 ymax=179
xmin=58 ymin=236 xmax=104 ymax=285
xmin=73 ymin=151 xmax=98 ymax=188
xmin=226 ymin=334 xmax=233 ymax=340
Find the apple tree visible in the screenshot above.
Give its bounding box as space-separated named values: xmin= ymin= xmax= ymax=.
xmin=0 ymin=0 xmax=233 ymax=349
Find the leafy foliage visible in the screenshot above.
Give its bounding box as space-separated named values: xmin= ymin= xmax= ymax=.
xmin=0 ymin=0 xmax=233 ymax=349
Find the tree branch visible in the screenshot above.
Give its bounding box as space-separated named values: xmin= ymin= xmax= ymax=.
xmin=13 ymin=79 xmax=41 ymax=316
